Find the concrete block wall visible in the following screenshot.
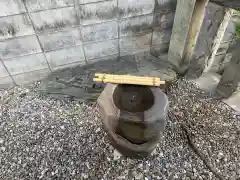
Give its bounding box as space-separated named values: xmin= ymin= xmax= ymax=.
xmin=0 ymin=0 xmax=177 ymax=88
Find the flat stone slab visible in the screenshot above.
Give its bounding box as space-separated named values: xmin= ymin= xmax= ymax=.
xmin=190 ymin=72 xmax=240 ymax=113
xmin=191 ymin=72 xmax=221 ymax=94
xmin=38 ymin=52 xmax=177 ymax=101
xmin=223 ymin=91 xmax=240 ymax=113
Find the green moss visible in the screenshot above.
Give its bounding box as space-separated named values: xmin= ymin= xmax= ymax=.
xmin=235 ymin=23 xmax=240 ymax=39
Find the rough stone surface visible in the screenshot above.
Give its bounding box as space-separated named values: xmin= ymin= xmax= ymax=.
xmin=12 ymin=68 xmax=51 ymax=86
xmin=216 ymin=41 xmax=240 ymax=99
xmin=29 ymin=7 xmax=78 ymax=33
xmin=0 ymin=0 xmax=26 ymax=17
xmin=0 ymin=14 xmax=34 ymax=40
xmin=38 ymin=28 xmax=82 ymax=52
xmin=210 ymin=0 xmax=240 ymax=10
xmin=168 ymin=0 xmax=196 ymax=69
xmin=3 ymin=53 xmax=49 ymax=75
xmin=155 ymin=0 xmax=177 ymax=12
xmin=187 ymin=3 xmax=225 ymax=78
xmin=0 ymin=35 xmax=42 ymax=59
xmin=78 ymin=0 xmax=118 ymax=25
xmin=45 ymin=46 xmax=86 ymax=70
xmin=84 ymin=39 xmax=118 ymax=60
xmin=152 ymin=29 xmax=172 ymax=46
xmin=119 ymin=33 xmax=151 ymax=55
xmin=0 ymin=79 xmax=239 ymax=179
xmin=24 ymin=0 xmax=74 ymax=12
xmin=0 ymin=62 xmax=10 ymax=78
xmin=81 ymin=21 xmax=118 ymax=42
xmin=0 ymin=0 xmax=177 ymax=86
xmin=192 ymin=72 xmax=221 ymax=94
xmin=119 ymin=14 xmax=153 ymax=37
xmin=118 ymin=0 xmax=155 ymax=18
xmin=38 ymin=52 xmax=176 ymax=101
xmin=98 ymin=83 xmax=168 ymax=157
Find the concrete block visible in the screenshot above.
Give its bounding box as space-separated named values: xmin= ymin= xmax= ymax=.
xmin=29 ymin=7 xmax=78 ymax=33
xmin=78 ymin=0 xmax=106 ymax=4
xmin=0 ymin=0 xmax=26 ymax=17
xmin=38 ymin=28 xmax=82 ymax=52
xmin=119 ymin=14 xmax=153 ymax=37
xmin=84 ymin=39 xmax=118 ymax=59
xmin=155 ymin=0 xmax=177 ymax=12
xmin=78 ymin=0 xmax=118 ymax=25
xmin=87 ymin=54 xmax=118 ymax=64
xmin=81 ymin=21 xmax=118 ymax=42
xmin=3 ymin=53 xmax=49 ymax=75
xmin=52 ymin=61 xmax=86 ymax=71
xmin=153 ymin=12 xmax=175 ymax=29
xmin=118 ymin=0 xmax=154 ymax=18
xmin=24 ymin=0 xmax=74 ymax=12
xmin=0 ymin=76 xmax=14 ymax=89
xmin=0 ymin=35 xmax=42 ymax=59
xmin=0 ymin=14 xmax=34 ymax=40
xmin=0 ymin=62 xmax=9 ymax=78
xmin=46 ymin=46 xmax=86 ymax=69
xmin=152 ymin=29 xmax=172 ymax=46
xmin=119 ymin=33 xmax=151 ymax=55
xmin=120 ymin=47 xmax=150 ymax=56
xmin=12 ymin=68 xmax=51 ymax=85
xmin=150 ymin=44 xmax=169 ymax=57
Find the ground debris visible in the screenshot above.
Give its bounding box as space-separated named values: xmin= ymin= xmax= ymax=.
xmin=0 ymin=78 xmax=239 ymax=180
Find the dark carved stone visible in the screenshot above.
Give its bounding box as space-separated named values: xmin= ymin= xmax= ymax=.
xmin=97 ymin=84 xmax=169 ymax=158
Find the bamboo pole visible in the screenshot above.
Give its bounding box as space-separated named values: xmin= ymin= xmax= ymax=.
xmin=93 ymin=73 xmax=165 ymax=86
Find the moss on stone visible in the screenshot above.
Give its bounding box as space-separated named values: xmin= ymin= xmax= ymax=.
xmin=235 ymin=23 xmax=240 ymax=39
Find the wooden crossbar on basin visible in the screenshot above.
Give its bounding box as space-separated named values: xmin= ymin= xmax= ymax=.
xmin=93 ymin=73 xmax=165 ymax=87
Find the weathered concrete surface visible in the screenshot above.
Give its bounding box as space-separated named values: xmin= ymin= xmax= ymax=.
xmin=38 ymin=52 xmax=176 ymax=100
xmin=168 ymin=0 xmax=196 ymax=70
xmin=13 ymin=68 xmax=51 ymax=86
xmin=46 ymin=46 xmax=86 ymax=70
xmin=0 ymin=35 xmax=42 ymax=59
xmin=210 ymin=0 xmax=240 ymax=10
xmin=192 ymin=72 xmax=221 ymax=94
xmin=216 ymin=40 xmax=240 ymax=98
xmin=38 ymin=28 xmax=82 ymax=52
xmin=0 ymin=14 xmax=34 ymax=40
xmin=118 ymin=0 xmax=155 ymax=18
xmin=119 ymin=14 xmax=153 ymax=37
xmin=81 ymin=21 xmax=118 ymax=42
xmin=120 ymin=33 xmax=151 ymax=55
xmin=0 ymin=0 xmax=26 ymax=17
xmin=0 ymin=0 xmax=177 ymax=86
xmin=78 ymin=0 xmax=118 ymax=25
xmin=29 ymin=7 xmax=78 ymax=33
xmin=84 ymin=39 xmax=118 ymax=59
xmin=186 ymin=3 xmax=225 ymax=78
xmin=24 ymin=0 xmax=74 ymax=12
xmin=3 ymin=53 xmax=49 ymax=75
xmin=223 ymin=91 xmax=240 ymax=113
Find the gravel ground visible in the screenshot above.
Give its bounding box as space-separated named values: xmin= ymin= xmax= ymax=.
xmin=0 ymin=79 xmax=239 ymax=180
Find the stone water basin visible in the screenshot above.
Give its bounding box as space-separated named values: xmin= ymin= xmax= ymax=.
xmin=97 ymin=83 xmax=169 ymax=158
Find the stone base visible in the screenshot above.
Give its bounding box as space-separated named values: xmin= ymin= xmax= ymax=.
xmin=38 ymin=52 xmax=177 ymax=101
